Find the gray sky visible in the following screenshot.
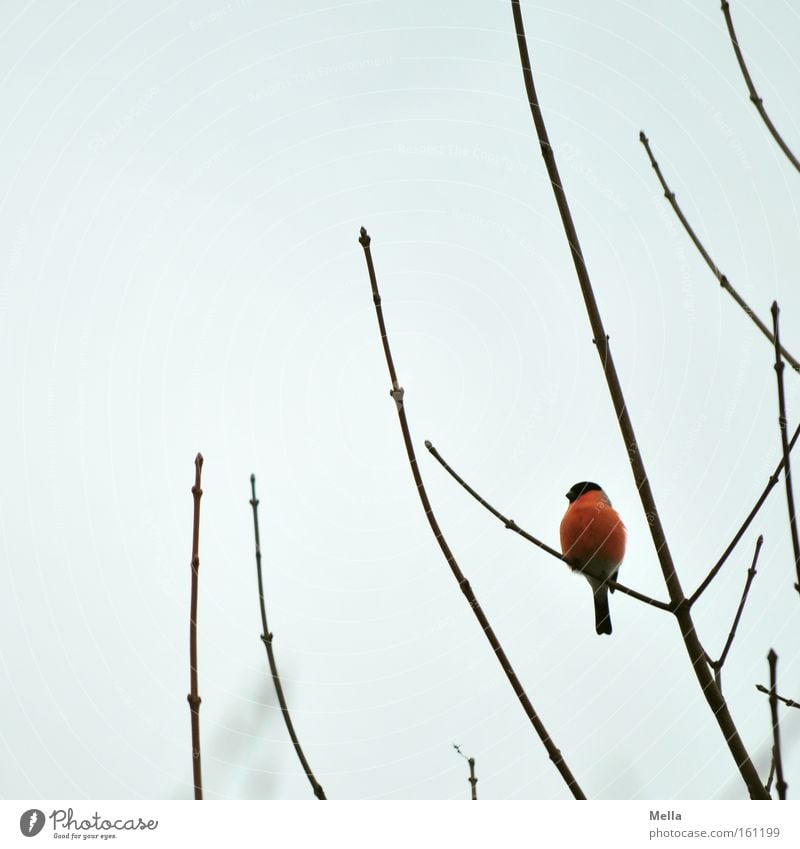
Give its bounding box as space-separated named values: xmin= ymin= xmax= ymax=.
xmin=1 ymin=0 xmax=799 ymax=800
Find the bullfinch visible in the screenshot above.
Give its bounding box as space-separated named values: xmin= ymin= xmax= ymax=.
xmin=559 ymin=482 xmax=626 ymax=635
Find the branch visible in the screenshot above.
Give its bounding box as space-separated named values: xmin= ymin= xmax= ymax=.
xmin=772 ymin=303 xmax=800 ymax=594
xmin=425 ymin=440 xmax=672 ymax=611
xmin=425 ymin=441 xmax=562 ymax=561
xmin=453 ymin=744 xmax=478 ymax=800
xmin=249 ymin=475 xmax=327 ymax=800
xmin=690 ymin=420 xmax=800 ymax=603
xmin=721 ymin=1 xmax=800 ymax=175
xmin=765 ymin=757 xmax=776 ymax=796
xmin=639 ymin=131 xmax=800 ymax=372
xmin=756 ymin=685 xmax=800 ymax=710
xmin=510 ymin=0 xmax=768 ymax=799
xmin=710 ymin=536 xmax=763 ymax=684
xmin=359 ymin=226 xmax=586 ymax=800
xmin=188 ymin=452 xmax=204 ymax=801
xmin=767 ymin=649 xmax=788 ymax=799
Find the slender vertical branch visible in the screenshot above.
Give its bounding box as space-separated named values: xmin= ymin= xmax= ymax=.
xmin=771 ymin=303 xmax=800 ymax=594
xmin=188 ymin=452 xmax=204 ymax=801
xmin=767 ymin=650 xmax=787 ymax=800
xmin=720 ymin=1 xmax=800 ymax=175
xmin=691 ymin=420 xmax=800 ymax=603
xmin=710 ymin=536 xmax=763 ymax=687
xmin=467 ymin=757 xmax=477 ymax=801
xmin=359 ymin=226 xmax=586 ymax=800
xmin=453 ymin=744 xmax=478 ymax=800
xmin=249 ymin=474 xmax=327 ymax=800
xmin=510 ymin=0 xmax=768 ymax=799
xmin=639 ymin=132 xmax=799 ymax=371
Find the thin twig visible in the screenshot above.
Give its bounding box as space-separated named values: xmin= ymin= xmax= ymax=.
xmin=721 ymin=0 xmax=800 ymax=175
xmin=772 ymin=303 xmax=800 ymax=594
xmin=690 ymin=420 xmax=800 ymax=603
xmin=425 ymin=440 xmax=671 ymax=611
xmin=467 ymin=758 xmax=477 ymax=801
xmin=639 ymin=131 xmax=800 ymax=372
xmin=249 ymin=475 xmax=327 ymax=800
xmin=425 ymin=442 xmax=562 ymax=561
xmin=188 ymin=452 xmax=204 ymax=801
xmin=756 ymin=685 xmax=800 ymax=710
xmin=767 ymin=650 xmax=788 ymax=799
xmin=453 ymin=744 xmax=478 ymax=800
xmin=765 ymin=757 xmax=776 ymax=795
xmin=510 ymin=0 xmax=768 ymax=799
xmin=359 ymin=226 xmax=586 ymax=800
xmin=710 ymin=536 xmax=763 ymax=683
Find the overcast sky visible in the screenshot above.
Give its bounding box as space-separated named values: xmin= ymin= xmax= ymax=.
xmin=1 ymin=0 xmax=799 ymax=801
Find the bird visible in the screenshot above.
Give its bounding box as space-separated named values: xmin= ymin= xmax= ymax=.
xmin=559 ymin=481 xmax=626 ymax=635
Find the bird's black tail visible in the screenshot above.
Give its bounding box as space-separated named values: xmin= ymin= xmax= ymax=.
xmin=593 ymin=588 xmax=612 ymax=635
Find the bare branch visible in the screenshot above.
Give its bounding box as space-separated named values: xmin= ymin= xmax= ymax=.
xmin=249 ymin=475 xmax=327 ymax=800
xmin=188 ymin=453 xmax=204 ymax=801
xmin=639 ymin=131 xmax=800 ymax=371
xmin=359 ymin=226 xmax=586 ymax=799
xmin=767 ymin=650 xmax=788 ymax=799
xmin=712 ymin=536 xmax=763 ymax=676
xmin=721 ymin=1 xmax=800 ymax=175
xmin=425 ymin=441 xmax=562 ymax=561
xmin=765 ymin=757 xmax=776 ymax=796
xmin=425 ymin=440 xmax=672 ymax=611
xmin=690 ymin=420 xmax=800 ymax=604
xmin=771 ymin=303 xmax=800 ymax=594
xmin=453 ymin=744 xmax=478 ymax=800
xmin=756 ymin=685 xmax=800 ymax=710
xmin=510 ymin=0 xmax=768 ymax=799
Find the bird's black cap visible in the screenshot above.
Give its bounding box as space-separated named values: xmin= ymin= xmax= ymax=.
xmin=565 ymin=481 xmax=603 ymax=502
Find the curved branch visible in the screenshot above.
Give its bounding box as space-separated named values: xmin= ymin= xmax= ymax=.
xmin=358 ymin=227 xmax=586 ymax=800
xmin=639 ymin=131 xmax=800 ymax=372
xmin=721 ymin=1 xmax=800 ymax=174
xmin=424 ymin=440 xmax=671 ymax=611
xmin=511 ymin=0 xmax=768 ymax=799
xmin=249 ymin=475 xmax=327 ymax=800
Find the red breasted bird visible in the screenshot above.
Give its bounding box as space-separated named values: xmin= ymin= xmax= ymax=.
xmin=559 ymin=482 xmax=626 ymax=635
